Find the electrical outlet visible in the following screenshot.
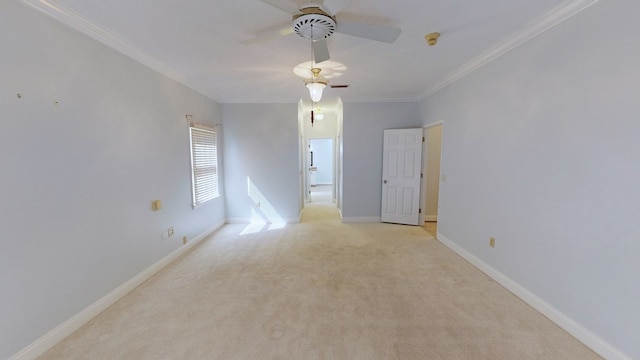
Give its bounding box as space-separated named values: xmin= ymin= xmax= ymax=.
xmin=168 ymin=227 xmax=174 ymax=237
xmin=489 ymin=237 xmax=496 ymax=248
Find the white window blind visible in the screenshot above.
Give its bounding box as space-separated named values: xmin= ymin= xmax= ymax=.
xmin=189 ymin=126 xmax=219 ymax=207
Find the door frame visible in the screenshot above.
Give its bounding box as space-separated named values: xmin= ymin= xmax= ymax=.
xmin=420 ymin=120 xmax=444 ymax=225
xmin=307 ymin=137 xmax=335 ymax=203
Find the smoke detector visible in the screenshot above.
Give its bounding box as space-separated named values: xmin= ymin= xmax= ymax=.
xmin=425 ymin=32 xmax=440 ymax=46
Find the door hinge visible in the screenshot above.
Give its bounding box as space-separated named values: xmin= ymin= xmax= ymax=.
xmin=419 ymin=208 xmax=422 ymax=214
xmin=422 ymin=136 xmax=425 ymax=142
xmin=421 ymin=173 xmax=423 ymax=178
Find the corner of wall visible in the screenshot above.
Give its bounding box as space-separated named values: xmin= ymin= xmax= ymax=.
xmin=436 ymin=233 xmax=632 ymax=360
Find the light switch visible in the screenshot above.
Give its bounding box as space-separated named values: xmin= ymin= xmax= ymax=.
xmin=152 ymin=200 xmax=162 ymax=211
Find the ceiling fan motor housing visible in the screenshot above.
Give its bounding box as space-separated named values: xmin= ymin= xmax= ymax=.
xmin=293 ymin=7 xmax=336 ymax=40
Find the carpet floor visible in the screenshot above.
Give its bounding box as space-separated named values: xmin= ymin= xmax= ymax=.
xmin=39 ymin=204 xmax=601 ymax=359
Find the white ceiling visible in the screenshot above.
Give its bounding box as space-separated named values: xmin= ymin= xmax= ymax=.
xmin=24 ymin=0 xmax=591 ymax=105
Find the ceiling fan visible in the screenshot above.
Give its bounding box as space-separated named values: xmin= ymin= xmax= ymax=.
xmin=244 ymin=0 xmax=402 ymax=63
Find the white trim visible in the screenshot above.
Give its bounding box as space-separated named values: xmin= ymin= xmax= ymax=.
xmin=19 ymin=0 xmax=221 ymax=102
xmin=9 ymin=220 xmax=225 ymax=360
xmin=189 ymin=122 xmax=217 ymax=132
xmin=222 ymin=96 xmax=422 ymax=104
xmin=19 ymin=0 xmax=598 ymax=105
xmin=341 ymin=217 xmax=381 ymax=223
xmin=421 ymin=0 xmax=599 ymax=98
xmin=423 ymin=120 xmax=444 ymax=129
xmin=20 ymin=0 xmax=598 ymax=105
xmin=436 ymin=233 xmax=632 ymax=360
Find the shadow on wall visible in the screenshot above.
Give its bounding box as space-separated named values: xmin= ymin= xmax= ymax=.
xmin=241 ymin=177 xmax=286 ymax=235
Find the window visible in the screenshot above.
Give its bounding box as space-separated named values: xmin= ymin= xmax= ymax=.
xmin=189 ymin=125 xmax=219 ymax=207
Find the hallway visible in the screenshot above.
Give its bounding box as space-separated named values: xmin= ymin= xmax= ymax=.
xmin=308 ymin=184 xmax=333 ymax=205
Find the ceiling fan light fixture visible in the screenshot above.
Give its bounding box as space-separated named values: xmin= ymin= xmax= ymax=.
xmin=304 ymin=67 xmax=328 ymax=102
xmin=293 ymin=7 xmax=336 ymax=40
xmin=306 ymin=82 xmax=326 ymax=102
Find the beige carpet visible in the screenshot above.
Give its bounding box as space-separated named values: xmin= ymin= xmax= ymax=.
xmin=39 ymin=204 xmax=600 ymax=359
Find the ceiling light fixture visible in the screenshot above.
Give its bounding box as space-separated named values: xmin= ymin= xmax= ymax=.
xmin=304 ymin=24 xmax=329 ymax=103
xmin=305 ymin=68 xmax=328 ymax=102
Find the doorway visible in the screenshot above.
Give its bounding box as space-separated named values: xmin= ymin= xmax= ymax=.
xmin=298 ymin=99 xmax=342 ymax=210
xmin=420 ymin=122 xmax=443 ymax=236
xmin=308 ymin=138 xmax=334 ymax=204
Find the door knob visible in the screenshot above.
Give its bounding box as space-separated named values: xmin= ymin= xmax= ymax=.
xmin=383 ymin=180 xmax=387 ymax=184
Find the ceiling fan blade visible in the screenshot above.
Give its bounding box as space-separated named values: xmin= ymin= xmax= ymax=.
xmin=320 ymin=0 xmax=352 ymax=15
xmin=260 ymin=0 xmax=300 ymax=14
xmin=313 ymin=39 xmax=330 ymax=63
xmin=241 ymin=25 xmax=294 ymax=45
xmin=335 ymin=20 xmax=401 ymax=43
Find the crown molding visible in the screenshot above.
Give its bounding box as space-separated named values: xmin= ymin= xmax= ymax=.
xmin=420 ymin=0 xmax=599 ymax=99
xmin=20 ymin=0 xmax=222 ymax=102
xmin=221 ymin=95 xmax=421 ymax=104
xmin=20 ymin=0 xmax=597 ymax=105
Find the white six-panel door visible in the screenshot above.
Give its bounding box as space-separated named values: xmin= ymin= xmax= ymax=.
xmin=381 ymin=128 xmax=423 ymax=225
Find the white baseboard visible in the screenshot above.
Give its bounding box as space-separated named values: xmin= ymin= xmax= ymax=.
xmin=341 ymin=216 xmax=381 ymax=223
xmin=436 ymin=232 xmax=631 ymax=360
xmin=10 ymin=220 xmax=225 ymax=360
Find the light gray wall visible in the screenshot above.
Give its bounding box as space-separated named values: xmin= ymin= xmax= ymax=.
xmin=223 ymin=103 xmax=301 ymax=223
xmin=0 ymin=1 xmax=225 ymax=358
xmin=336 ymin=100 xmax=344 ymax=211
xmin=298 ymin=101 xmax=306 ymax=211
xmin=342 ymin=102 xmax=421 ymax=220
xmin=420 ymin=1 xmax=639 ymax=358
